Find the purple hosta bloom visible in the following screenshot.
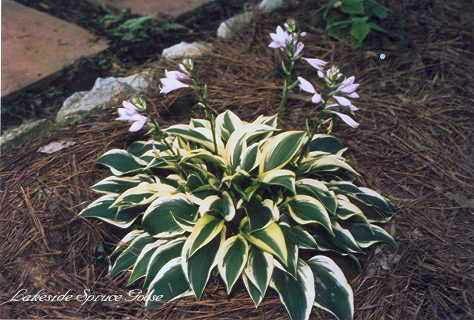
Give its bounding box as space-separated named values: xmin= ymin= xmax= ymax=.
xmin=325 ymin=103 xmax=359 ymax=128
xmin=297 ymin=76 xmax=322 ymax=103
xmin=160 ymin=70 xmax=190 ymax=95
xmin=269 ymin=25 xmax=304 ymax=57
xmin=116 ymin=100 xmax=148 ymax=132
xmin=269 ymin=25 xmax=292 ymax=50
xmin=332 ymin=76 xmax=360 ymax=112
xmin=303 ymin=58 xmax=328 ymax=71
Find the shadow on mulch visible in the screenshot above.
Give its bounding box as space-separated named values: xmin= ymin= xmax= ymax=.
xmin=1 ymin=1 xmax=473 ymax=319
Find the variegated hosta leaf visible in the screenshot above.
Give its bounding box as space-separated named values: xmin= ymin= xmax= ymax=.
xmin=199 ymin=193 xmax=235 ymax=221
xmin=215 ymin=110 xmax=244 ymax=142
xmin=187 ymin=214 xmax=225 ymax=257
xmin=296 ymin=179 xmax=338 ymax=215
xmin=142 ymin=195 xmax=198 ymax=238
xmin=355 ymin=187 xmax=396 ymax=215
xmin=271 ymin=260 xmax=315 ymax=320
xmin=259 ymin=131 xmax=307 ymax=174
xmin=260 ymin=169 xmax=296 ymax=194
xmin=91 ymin=175 xmax=152 ymax=195
xmin=280 ymin=223 xmax=299 ymax=278
xmin=246 ymin=200 xmax=274 ymax=232
xmin=242 ymin=273 xmax=264 ymax=306
xmin=144 ymin=238 xmax=185 ymax=289
xmin=180 ymin=149 xmax=227 ymax=169
xmin=97 ymin=149 xmax=148 ymax=176
xmin=241 ymin=218 xmax=288 ymax=266
xmin=243 ymin=246 xmax=274 ymax=306
xmin=145 ymin=257 xmax=193 ymax=308
xmin=289 ymin=225 xmax=320 ymax=250
xmin=165 ymin=124 xmax=223 ymax=154
xmin=190 ymin=118 xmax=211 ymax=129
xmin=240 ymin=142 xmax=260 ymax=172
xmin=128 ymin=240 xmax=166 ymax=285
xmin=332 ymin=222 xmax=362 ymax=253
xmin=348 ymin=223 xmax=397 ymax=249
xmin=253 ymin=114 xmax=278 ymax=128
xmin=112 ymin=181 xmax=176 ymax=208
xmin=302 ymin=154 xmax=359 ymax=176
xmin=287 ymin=195 xmax=333 ymax=234
xmin=336 ymin=195 xmax=368 ymax=223
xmin=217 ymin=235 xmax=250 ymax=293
xmin=307 ymin=134 xmax=344 ymax=154
xmin=182 ymin=227 xmax=226 ymax=298
xmin=127 ymin=139 xmax=167 ymax=155
xmin=308 ymin=255 xmax=354 ymax=320
xmin=109 ymin=232 xmax=155 ymax=277
xmin=110 ymin=230 xmax=145 ymax=257
xmin=79 ymin=195 xmax=138 ymax=228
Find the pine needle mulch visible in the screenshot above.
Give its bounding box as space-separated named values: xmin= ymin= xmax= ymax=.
xmin=1 ymin=1 xmax=473 ymax=319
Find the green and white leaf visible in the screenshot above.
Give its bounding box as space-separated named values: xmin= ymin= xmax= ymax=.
xmin=296 ymin=179 xmax=338 ymax=214
xmin=128 ymin=240 xmax=166 ymax=285
xmin=97 ymin=149 xmax=148 ymax=176
xmin=144 ymin=238 xmax=185 ymax=288
xmin=217 ymin=235 xmax=250 ymax=293
xmin=259 ymin=131 xmax=306 ymax=174
xmin=145 ymin=257 xmax=193 ymax=308
xmin=241 ymin=218 xmax=288 ymax=265
xmin=109 ymin=232 xmax=155 ymax=277
xmin=79 ymin=195 xmax=138 ymax=228
xmin=271 ymin=259 xmax=315 ymax=320
xmin=349 ymin=223 xmax=397 ymax=249
xmin=187 ymin=214 xmax=225 ymax=257
xmin=287 ymin=195 xmax=333 ymax=234
xmin=308 ymin=255 xmax=354 ymax=320
xmin=244 ymin=246 xmax=274 ymax=300
xmin=260 ymin=169 xmax=296 ymax=194
xmin=142 ymin=195 xmax=197 ymax=238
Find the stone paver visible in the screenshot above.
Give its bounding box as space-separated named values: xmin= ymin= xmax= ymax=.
xmin=1 ymin=1 xmax=108 ymax=97
xmin=98 ymin=0 xmax=212 ymax=18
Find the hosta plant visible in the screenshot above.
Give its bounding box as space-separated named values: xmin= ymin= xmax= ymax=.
xmin=79 ymin=24 xmax=396 ymax=320
xmin=80 ymin=114 xmax=396 ymax=319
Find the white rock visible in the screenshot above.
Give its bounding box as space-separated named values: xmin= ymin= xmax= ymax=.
xmin=258 ymin=0 xmax=286 ymax=12
xmin=217 ymin=11 xmax=255 ymax=39
xmin=162 ymin=41 xmax=210 ymax=60
xmin=38 ymin=140 xmax=76 ymax=154
xmin=56 ymin=72 xmax=152 ymax=124
xmin=0 ymin=119 xmax=50 ymax=151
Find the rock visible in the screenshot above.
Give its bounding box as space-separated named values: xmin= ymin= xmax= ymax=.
xmin=38 ymin=140 xmax=76 ymax=154
xmin=161 ymin=41 xmax=210 ymax=60
xmin=56 ymin=71 xmax=152 ymax=124
xmin=217 ymin=11 xmax=254 ymax=39
xmin=0 ymin=119 xmax=50 ymax=151
xmin=258 ymin=0 xmax=286 ymax=12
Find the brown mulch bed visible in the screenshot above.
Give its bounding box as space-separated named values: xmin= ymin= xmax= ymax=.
xmin=1 ymin=1 xmax=473 ymax=319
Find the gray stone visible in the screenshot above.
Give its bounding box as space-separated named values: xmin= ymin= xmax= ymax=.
xmin=38 ymin=140 xmax=76 ymax=154
xmin=56 ymin=71 xmax=152 ymax=124
xmin=162 ymin=41 xmax=210 ymax=60
xmin=258 ymin=0 xmax=286 ymax=12
xmin=217 ymin=11 xmax=254 ymax=39
xmin=0 ymin=119 xmax=50 ymax=151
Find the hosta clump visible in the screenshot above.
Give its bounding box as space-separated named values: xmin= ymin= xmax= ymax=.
xmin=80 ymin=110 xmax=396 ymax=320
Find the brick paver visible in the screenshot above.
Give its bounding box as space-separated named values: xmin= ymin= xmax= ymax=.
xmin=99 ymin=0 xmax=212 ymax=18
xmin=1 ymin=1 xmax=108 ymax=97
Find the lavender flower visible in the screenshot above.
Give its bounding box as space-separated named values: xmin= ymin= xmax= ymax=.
xmin=160 ymin=70 xmax=190 ymax=95
xmin=297 ymin=77 xmax=322 ymax=103
xmin=303 ymin=58 xmax=327 ymax=71
xmin=268 ymin=25 xmax=292 ymax=50
xmin=116 ymin=100 xmax=148 ymax=132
